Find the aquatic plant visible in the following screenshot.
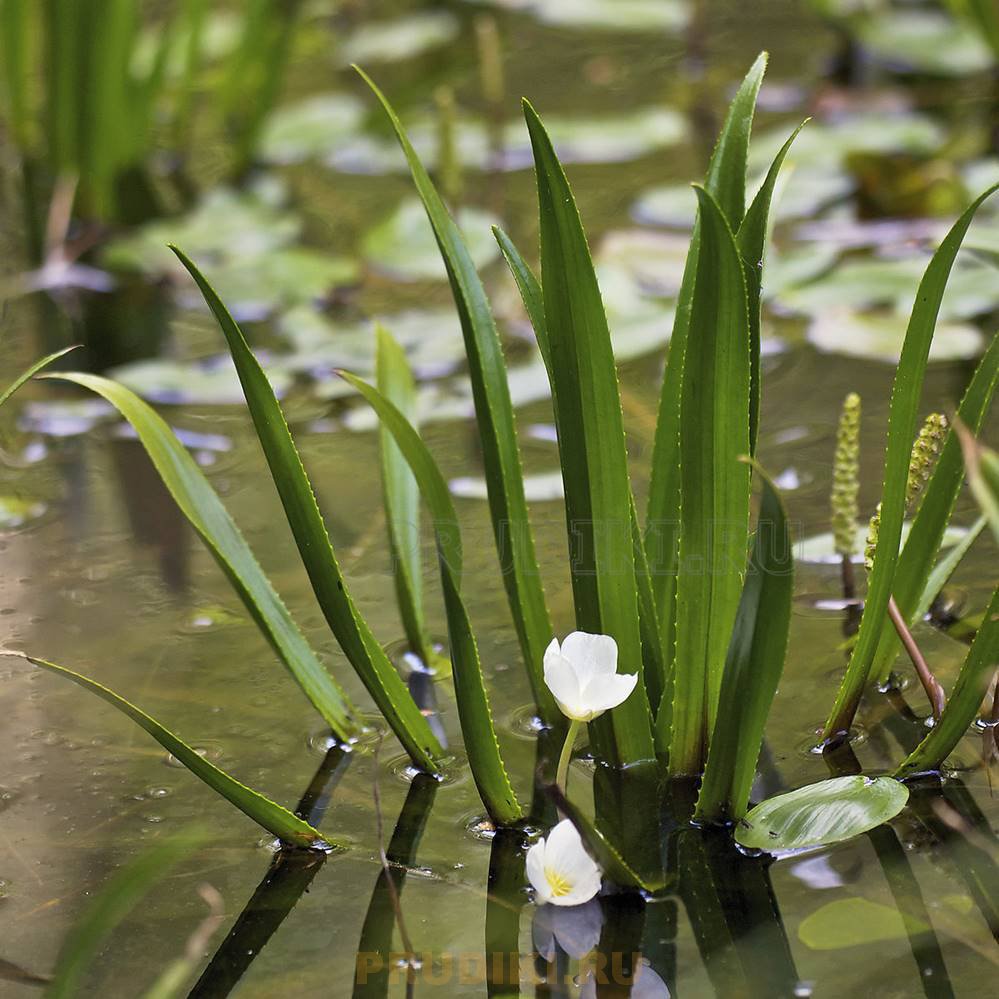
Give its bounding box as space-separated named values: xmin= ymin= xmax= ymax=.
xmin=17 ymin=52 xmax=999 ymax=882
xmin=0 ymin=0 xmax=301 ymax=235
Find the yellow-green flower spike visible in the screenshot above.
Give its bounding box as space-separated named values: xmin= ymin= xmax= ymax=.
xmin=831 ymin=392 xmax=862 ymax=557
xmin=905 ymin=413 xmax=948 ymax=514
xmin=865 ymin=501 xmax=881 ymax=574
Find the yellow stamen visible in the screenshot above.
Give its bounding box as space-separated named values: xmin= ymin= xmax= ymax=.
xmin=545 ymin=868 xmax=572 ymax=897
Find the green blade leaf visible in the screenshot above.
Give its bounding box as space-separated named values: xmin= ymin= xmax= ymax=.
xmin=376 ymin=322 xmax=431 ymax=664
xmin=543 ymin=782 xmax=660 ymax=893
xmin=44 ymin=371 xmax=361 ymax=744
xmin=0 ymin=345 xmax=77 ymax=409
xmin=737 ymin=121 xmax=806 ymax=453
xmin=913 ymin=515 xmax=986 ymax=624
xmin=823 ymin=184 xmax=999 ymax=742
xmin=494 ymin=226 xmax=667 ymax=717
xmin=646 ymin=53 xmax=768 ymax=652
xmin=956 ymin=421 xmax=999 ymax=543
xmin=19 ymin=653 xmax=326 ymax=848
xmin=696 ymin=462 xmax=793 ymax=822
xmin=47 ymin=832 xmax=210 ymax=999
xmin=338 ymin=364 xmax=522 ymax=825
xmin=668 ymin=185 xmax=752 ymax=775
xmin=895 ymin=584 xmax=999 ymax=777
xmin=871 ymin=332 xmax=999 ymax=684
xmin=523 ymin=97 xmax=654 ymax=767
xmin=171 ymin=247 xmax=445 ymax=775
xmin=358 ymin=68 xmax=558 ymax=729
xmin=735 ymin=776 xmax=909 ymax=853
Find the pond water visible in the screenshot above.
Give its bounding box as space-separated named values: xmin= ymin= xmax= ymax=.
xmin=1 ymin=0 xmax=998 ymax=996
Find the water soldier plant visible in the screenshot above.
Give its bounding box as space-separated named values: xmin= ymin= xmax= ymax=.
xmin=12 ymin=54 xmax=999 ymax=903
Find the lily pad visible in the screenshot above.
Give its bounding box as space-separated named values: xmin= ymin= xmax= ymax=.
xmin=186 ymin=248 xmax=359 ymax=321
xmin=463 ymin=0 xmax=688 ymax=32
xmin=735 ymin=775 xmax=909 ymax=853
xmin=807 ymin=308 xmax=984 ymax=363
xmin=328 ymin=107 xmax=686 ymax=174
xmin=750 ymin=112 xmax=945 ymax=174
xmin=798 ymin=521 xmax=969 ymax=565
xmin=858 ymin=10 xmax=993 ymax=77
xmin=450 ymin=470 xmax=564 ymax=501
xmin=0 ymin=496 xmax=47 ymax=530
xmin=777 ymin=255 xmax=999 ymax=321
xmin=103 ymin=184 xmax=300 ymax=278
xmin=337 ymin=12 xmax=460 ymax=65
xmin=258 ymin=94 xmax=366 ymax=164
xmin=798 ymin=897 xmax=926 ymax=950
xmin=362 ymin=198 xmax=501 ymax=281
xmin=281 ymin=306 xmax=468 ymax=381
xmin=633 ymin=164 xmax=853 ymax=228
xmin=108 ymin=356 xmax=293 ymax=406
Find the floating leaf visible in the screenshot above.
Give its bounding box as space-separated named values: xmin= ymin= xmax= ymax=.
xmin=807 ymin=309 xmax=984 ymax=363
xmin=464 ymin=0 xmax=688 ymax=32
xmin=108 ymin=356 xmax=294 ymax=406
xmin=327 ymin=107 xmax=686 ymax=174
xmin=362 ymin=197 xmax=501 ymax=281
xmin=257 ymin=94 xmax=366 ymax=164
xmin=281 ymin=306 xmax=467 ymax=383
xmin=337 ymin=12 xmax=459 ymax=65
xmin=798 ymin=897 xmax=926 ymax=951
xmin=858 ymin=9 xmax=993 ymax=76
xmin=103 ymin=184 xmax=299 ymax=277
xmin=735 ymin=776 xmax=909 ymax=852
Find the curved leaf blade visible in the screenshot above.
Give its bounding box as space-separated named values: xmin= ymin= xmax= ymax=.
xmin=19 ymin=653 xmax=326 ymax=848
xmin=823 ymin=185 xmax=999 ymax=741
xmin=871 ymin=332 xmax=999 ymax=684
xmin=44 ymin=371 xmax=361 ymax=743
xmin=523 ymin=97 xmax=654 ymax=767
xmin=646 ymin=53 xmax=768 ymax=636
xmin=668 ymin=186 xmax=752 ymax=775
xmin=171 ymin=247 xmax=446 ymax=774
xmin=735 ymin=776 xmax=909 ymax=853
xmin=339 ymin=362 xmax=522 ymax=825
xmin=0 ymin=345 xmax=77 ymax=409
xmin=357 ymin=68 xmax=557 ymax=729
xmin=376 ymin=323 xmax=431 ymax=664
xmin=737 ymin=121 xmax=806 ymax=453
xmin=696 ymin=462 xmax=793 ymax=822
xmin=895 ymin=584 xmax=999 ymax=778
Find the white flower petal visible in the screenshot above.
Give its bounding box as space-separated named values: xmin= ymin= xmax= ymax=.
xmin=545 ymin=818 xmax=585 ymax=860
xmin=561 ymin=632 xmax=618 ymax=681
xmin=544 ymin=652 xmax=583 ymax=718
xmin=531 ymin=904 xmax=557 ymax=961
xmin=555 ymin=865 xmax=602 ymax=906
xmin=582 ymin=671 xmax=639 ymax=714
xmin=526 ymin=838 xmax=552 ymax=903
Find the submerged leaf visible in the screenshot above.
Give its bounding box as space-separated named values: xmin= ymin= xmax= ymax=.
xmin=798 ymin=897 xmax=926 ymax=951
xmin=735 ymin=776 xmax=909 ymax=852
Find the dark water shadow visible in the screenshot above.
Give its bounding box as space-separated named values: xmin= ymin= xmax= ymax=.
xmin=187 ymin=743 xmax=352 ymax=999
xmin=352 ymin=773 xmax=438 ymax=998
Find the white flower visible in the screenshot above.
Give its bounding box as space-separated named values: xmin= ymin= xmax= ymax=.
xmin=526 ymin=818 xmax=602 ymax=907
xmin=543 ymin=632 xmax=638 ymax=723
